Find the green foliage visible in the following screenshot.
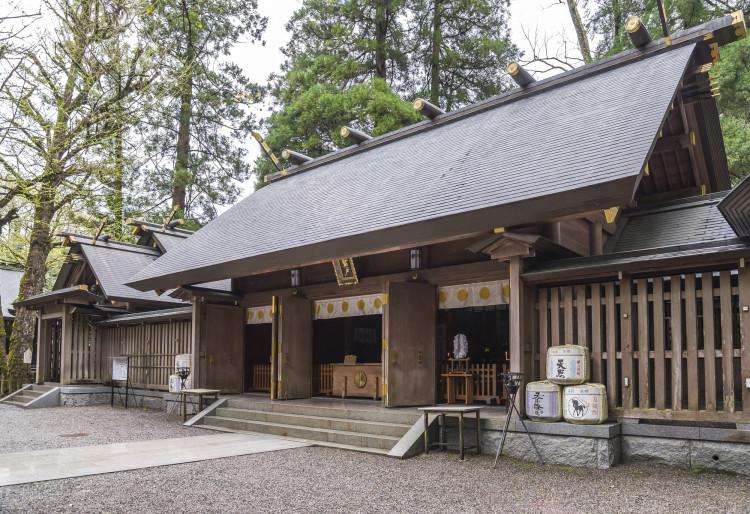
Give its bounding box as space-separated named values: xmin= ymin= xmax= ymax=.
xmin=135 ymin=0 xmax=267 ymax=222
xmin=256 ymin=77 xmax=421 ymax=184
xmin=255 ymin=0 xmax=518 ymax=184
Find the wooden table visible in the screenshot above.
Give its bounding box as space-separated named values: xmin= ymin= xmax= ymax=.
xmin=418 ymin=405 xmax=484 ymax=460
xmin=180 ymin=388 xmax=220 ymax=422
xmin=332 ymin=363 xmax=381 ymax=400
xmin=442 ymin=373 xmax=474 ymax=404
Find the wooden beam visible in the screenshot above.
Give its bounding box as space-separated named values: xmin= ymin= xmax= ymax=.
xmin=652 ymin=133 xmax=691 ymax=154
xmin=620 ymin=275 xmax=634 ymax=410
xmin=60 ymin=305 xmax=73 ymax=385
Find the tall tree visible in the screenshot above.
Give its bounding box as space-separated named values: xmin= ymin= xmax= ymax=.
xmin=138 ymin=0 xmax=266 ymax=221
xmin=407 ymin=0 xmax=519 ymax=109
xmin=0 ymin=0 xmax=149 ymax=378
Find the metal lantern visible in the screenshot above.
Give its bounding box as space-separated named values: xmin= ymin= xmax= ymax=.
xmin=410 ymin=248 xmax=423 ymax=271
xmin=290 ymin=268 xmax=301 ymax=288
xmin=502 ymin=372 xmax=524 ymax=395
xmin=176 ymin=366 xmax=191 ymax=391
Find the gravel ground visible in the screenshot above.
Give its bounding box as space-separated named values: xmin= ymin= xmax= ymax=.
xmin=2 ymin=446 xmax=750 ymax=513
xmin=0 ymin=404 xmax=197 ymax=453
xmin=1 ymin=405 xmax=749 ymax=513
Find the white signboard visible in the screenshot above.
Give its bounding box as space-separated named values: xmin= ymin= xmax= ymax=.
xmin=22 ymin=349 xmax=32 ymax=364
xmin=112 ymin=357 xmax=128 ymax=381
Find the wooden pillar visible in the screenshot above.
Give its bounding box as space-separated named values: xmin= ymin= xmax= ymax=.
xmin=620 ymin=275 xmax=634 ymax=411
xmin=738 ymin=266 xmax=750 ymax=414
xmin=509 ymin=256 xmax=533 ymax=414
xmin=35 ymin=312 xmax=47 ymax=384
xmin=190 ymin=299 xmax=205 ymax=389
xmin=60 ymin=305 xmax=73 ymax=385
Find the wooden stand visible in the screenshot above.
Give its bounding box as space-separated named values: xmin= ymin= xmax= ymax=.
xmin=442 ymin=373 xmax=474 ymax=404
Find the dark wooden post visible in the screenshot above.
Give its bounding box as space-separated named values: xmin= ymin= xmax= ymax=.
xmin=60 ymin=305 xmax=73 ymax=385
xmin=620 ymin=274 xmax=634 ymax=411
xmin=35 ymin=312 xmax=47 ymax=384
xmin=738 ymin=265 xmax=750 ymax=414
xmin=509 ymin=255 xmax=534 ymax=415
xmin=190 ymin=298 xmax=205 ymax=389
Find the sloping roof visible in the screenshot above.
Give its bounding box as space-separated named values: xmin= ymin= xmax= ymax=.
xmin=606 ymin=193 xmax=736 ymax=253
xmin=14 ymin=285 xmax=101 ymax=307
xmin=74 ymin=239 xmax=184 ymax=305
xmin=0 ymin=265 xmax=23 ymax=318
xmin=525 ymin=193 xmax=750 ymax=283
xmin=129 ymin=44 xmax=696 ymax=291
xmin=96 ymin=306 xmax=192 ymax=326
xmin=718 ymin=174 xmax=750 ymax=236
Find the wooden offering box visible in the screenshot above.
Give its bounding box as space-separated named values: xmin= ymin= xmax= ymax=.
xmin=332 ymin=363 xmax=382 ymax=400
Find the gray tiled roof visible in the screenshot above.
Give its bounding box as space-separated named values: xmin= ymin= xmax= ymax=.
xmin=607 ymin=193 xmax=736 ymax=253
xmin=79 ymin=243 xmax=184 ymax=304
xmin=0 ymin=266 xmax=23 ymax=317
xmin=718 ymin=174 xmax=750 ymax=236
xmin=129 ymin=44 xmax=696 ymax=291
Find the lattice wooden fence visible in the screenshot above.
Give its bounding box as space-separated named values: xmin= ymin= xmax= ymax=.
xmin=536 ymin=268 xmax=750 ymax=422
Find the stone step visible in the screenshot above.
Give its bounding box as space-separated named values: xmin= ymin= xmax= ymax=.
xmin=215 ymin=407 xmax=411 ymax=437
xmin=23 ymin=389 xmax=45 ymax=398
xmin=1 ymin=400 xmax=28 ymax=407
xmin=224 ymin=399 xmax=420 ymax=425
xmin=32 ymin=384 xmax=56 ymax=393
xmin=8 ymin=395 xmax=35 ymax=405
xmin=196 ymin=424 xmax=391 ymax=456
xmin=202 ymin=416 xmax=401 ymax=451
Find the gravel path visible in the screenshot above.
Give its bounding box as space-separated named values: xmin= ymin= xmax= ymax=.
xmin=1 ymin=405 xmax=749 ymax=513
xmin=0 ymin=404 xmax=197 ymax=453
xmin=2 ymin=446 xmax=749 ymax=513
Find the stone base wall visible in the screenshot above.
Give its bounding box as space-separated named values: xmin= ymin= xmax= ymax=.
xmin=440 ymin=416 xmax=750 ymax=475
xmin=59 ymin=385 xmax=169 ymax=410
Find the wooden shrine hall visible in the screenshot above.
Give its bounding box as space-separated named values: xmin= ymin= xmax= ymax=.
xmin=78 ymin=11 xmax=750 ymax=427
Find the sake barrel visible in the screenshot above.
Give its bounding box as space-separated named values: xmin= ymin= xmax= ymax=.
xmin=563 ymin=383 xmax=608 ymax=424
xmin=526 ymin=381 xmax=562 ymax=422
xmin=168 ymin=374 xmax=182 ymax=393
xmin=546 ymin=344 xmax=589 ymax=384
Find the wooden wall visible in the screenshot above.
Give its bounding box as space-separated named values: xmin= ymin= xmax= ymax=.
xmin=536 ymin=268 xmax=750 ymax=422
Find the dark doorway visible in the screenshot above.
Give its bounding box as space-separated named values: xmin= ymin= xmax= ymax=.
xmin=312 ymin=315 xmax=382 ymax=396
xmin=436 ymin=305 xmax=509 ymax=404
xmin=244 ymin=323 xmax=272 ymax=392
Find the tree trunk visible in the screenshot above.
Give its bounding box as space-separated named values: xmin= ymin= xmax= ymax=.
xmin=108 ymin=113 xmax=125 ymax=239
xmin=374 ymin=0 xmax=388 ymax=79
xmin=173 ymin=10 xmax=196 ymax=213
xmin=429 ymin=0 xmax=443 ymax=105
xmin=566 ymin=0 xmax=592 ymax=64
xmin=8 ymin=193 xmax=55 ymax=381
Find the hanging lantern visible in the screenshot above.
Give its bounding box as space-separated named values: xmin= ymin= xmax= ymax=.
xmin=410 ymin=248 xmax=423 ymax=271
xmin=290 ymin=269 xmax=301 ymax=288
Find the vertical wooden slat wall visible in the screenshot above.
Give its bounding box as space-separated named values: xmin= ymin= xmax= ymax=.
xmin=96 ymin=319 xmax=192 ymax=390
xmin=536 ymin=269 xmax=747 ymax=422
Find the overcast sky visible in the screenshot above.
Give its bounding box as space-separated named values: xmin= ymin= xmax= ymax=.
xmin=226 ymin=0 xmax=580 ymax=204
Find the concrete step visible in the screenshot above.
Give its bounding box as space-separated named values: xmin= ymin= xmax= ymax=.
xmin=201 ymin=416 xmax=401 ymax=451
xmin=215 ymin=407 xmax=411 ymax=437
xmin=197 ymin=424 xmax=391 ymax=456
xmin=1 ymin=400 xmax=28 ymax=407
xmin=224 ymin=399 xmax=420 ymax=425
xmin=8 ymin=395 xmax=35 ymax=405
xmin=32 ymin=384 xmax=56 ymax=393
xmin=23 ymin=389 xmax=45 ymax=398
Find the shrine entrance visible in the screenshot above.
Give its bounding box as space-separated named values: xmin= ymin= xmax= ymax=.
xmin=312 ymin=294 xmax=384 ymax=400
xmin=436 ymin=280 xmax=510 ymax=405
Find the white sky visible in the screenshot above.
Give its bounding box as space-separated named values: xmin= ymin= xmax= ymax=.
xmin=227 ymin=0 xmax=581 ymax=205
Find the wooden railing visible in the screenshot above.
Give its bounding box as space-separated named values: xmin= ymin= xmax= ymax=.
xmin=536 ymin=269 xmax=750 ymax=422
xmin=440 ymin=363 xmax=505 ymax=404
xmin=252 ymin=364 xmax=271 ymax=391
xmin=313 ymin=363 xmax=333 ymax=395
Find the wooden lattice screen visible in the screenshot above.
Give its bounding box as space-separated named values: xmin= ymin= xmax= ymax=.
xmin=536 ymin=268 xmax=750 ymax=422
xmin=98 ymin=319 xmax=192 ymax=390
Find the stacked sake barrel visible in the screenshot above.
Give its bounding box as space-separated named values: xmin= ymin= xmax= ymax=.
xmin=526 ymin=345 xmax=608 ymax=424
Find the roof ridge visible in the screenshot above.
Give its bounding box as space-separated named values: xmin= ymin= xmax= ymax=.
xmin=265 ymin=13 xmax=741 ymax=185
xmin=59 ymin=233 xmax=161 ymax=256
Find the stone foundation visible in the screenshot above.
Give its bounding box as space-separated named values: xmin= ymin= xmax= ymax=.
xmin=440 ymin=415 xmax=750 ymax=475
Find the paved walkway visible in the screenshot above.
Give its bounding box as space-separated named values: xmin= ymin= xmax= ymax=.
xmin=0 ymin=433 xmax=309 ymax=486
